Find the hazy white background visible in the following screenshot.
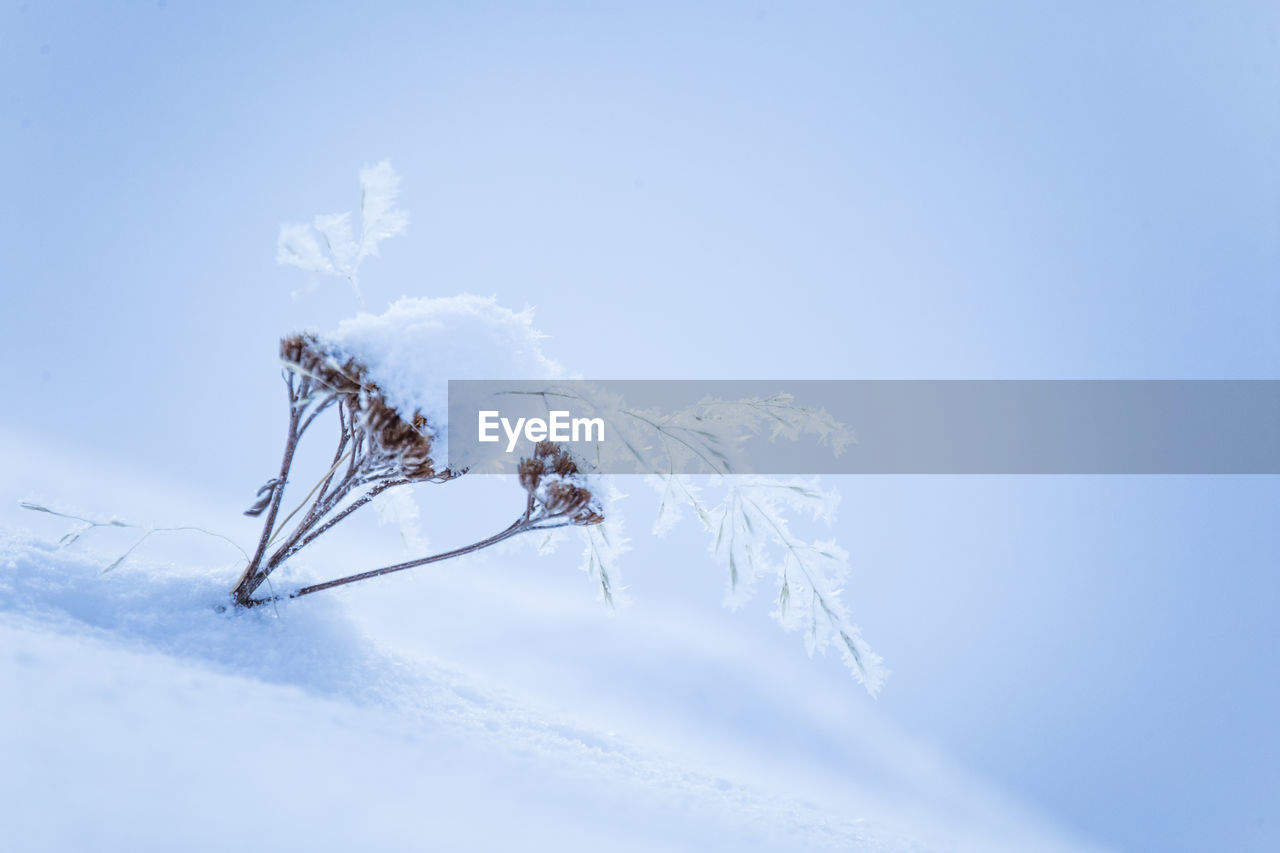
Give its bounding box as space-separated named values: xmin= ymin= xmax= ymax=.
xmin=2 ymin=3 xmax=1277 ymax=851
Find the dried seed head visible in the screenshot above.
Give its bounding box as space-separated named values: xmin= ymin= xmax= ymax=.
xmin=280 ymin=333 xmax=441 ymax=481
xmin=360 ymin=394 xmax=437 ymax=480
xmin=280 ymin=334 xmax=306 ymax=365
xmin=521 ymin=442 xmax=604 ymax=526
xmin=528 ymin=441 xmax=579 ymax=475
xmin=280 ymin=333 xmax=364 ymax=397
xmin=518 ymin=457 xmax=544 ymax=492
xmin=551 ymin=451 xmax=578 ymax=477
xmin=573 ymin=508 xmax=605 ymax=526
xmin=542 ymin=481 xmax=593 ymax=518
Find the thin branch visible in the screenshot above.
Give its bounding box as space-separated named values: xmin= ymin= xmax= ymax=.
xmin=232 ymin=399 xmax=302 ymax=605
xmin=314 ymin=415 xmax=352 ymax=506
xmin=242 ymin=513 xmax=575 ymax=607
xmin=266 ymin=448 xmax=355 ymax=549
xmin=282 ymin=478 xmax=408 ymax=561
xmin=287 ymin=517 xmax=529 ymax=600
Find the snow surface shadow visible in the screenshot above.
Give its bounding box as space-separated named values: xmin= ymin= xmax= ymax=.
xmin=0 ymin=532 xmax=927 ymax=852
xmin=0 ymin=534 xmax=610 ymax=743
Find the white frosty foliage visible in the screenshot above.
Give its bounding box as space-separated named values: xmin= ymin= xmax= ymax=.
xmin=678 ymin=395 xmax=855 ymax=462
xmin=357 ymin=160 xmax=410 ymax=257
xmin=276 ymin=222 xmax=336 ymax=276
xmin=372 ymin=487 xmax=426 ymax=552
xmin=581 ymin=484 xmax=630 ymax=607
xmin=519 ymin=383 xmax=880 ymax=693
xmin=277 ymin=160 xmax=409 ymax=302
xmin=323 ymin=294 xmax=564 ymax=464
xmin=648 ymin=474 xmax=888 ymax=697
xmin=648 ymin=473 xmax=707 ymax=537
xmin=483 ymin=382 xmax=880 ymax=692
xmin=497 ymin=387 xmax=853 ymax=477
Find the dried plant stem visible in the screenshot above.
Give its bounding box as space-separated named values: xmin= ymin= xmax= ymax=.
xmin=17 ymin=502 xmax=250 ymax=573
xmin=232 ymin=342 xmax=602 ymax=609
xmin=286 ymin=478 xmax=405 ymax=558
xmin=282 ymin=516 xmax=571 ymax=602
xmin=229 ymin=379 xmax=531 ymax=608
xmin=266 ymin=447 xmax=355 ymax=549
xmin=231 ymin=372 xmax=371 ymax=606
xmin=232 ymin=380 xmax=303 ymax=607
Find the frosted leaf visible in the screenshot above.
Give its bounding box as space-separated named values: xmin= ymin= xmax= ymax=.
xmin=277 ymin=222 xmax=336 ymax=275
xmin=506 ymin=385 xmax=852 ymax=478
xmin=535 ymin=528 xmax=570 ymax=555
xmin=486 ymin=379 xmax=881 ymax=695
xmin=276 ymin=160 xmax=410 ymax=303
xmin=313 ymin=212 xmax=359 ymax=276
xmin=693 ymin=475 xmax=885 ymax=695
xmin=646 ymin=474 xmax=710 ymax=537
xmin=581 ymin=484 xmax=629 ymax=607
xmin=358 ymin=160 xmax=409 ymax=257
xmin=373 ymin=487 xmax=426 ymax=552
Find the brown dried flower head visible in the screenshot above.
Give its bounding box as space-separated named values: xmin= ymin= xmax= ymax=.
xmin=358 ymin=394 xmax=438 ymax=480
xmin=280 ymin=334 xmax=442 ymax=482
xmin=519 ymin=441 xmax=604 ymax=526
xmin=518 ymin=457 xmax=544 ymax=493
xmin=280 ymin=333 xmax=364 ymax=397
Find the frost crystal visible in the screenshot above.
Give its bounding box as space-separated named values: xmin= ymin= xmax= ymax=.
xmin=651 ymin=474 xmax=887 ymax=696
xmin=277 ymin=159 xmax=409 ymax=302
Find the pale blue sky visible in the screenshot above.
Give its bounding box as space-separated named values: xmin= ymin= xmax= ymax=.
xmin=3 ymin=3 xmax=1277 ymax=851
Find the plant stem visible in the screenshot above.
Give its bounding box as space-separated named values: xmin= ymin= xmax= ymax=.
xmin=283 ymin=478 xmax=407 ymax=561
xmin=232 ymin=395 xmax=303 ymax=606
xmin=239 ymin=516 xmax=573 ymax=606
xmin=289 ymin=518 xmax=528 ymax=599
xmin=265 ymin=448 xmax=354 ymax=549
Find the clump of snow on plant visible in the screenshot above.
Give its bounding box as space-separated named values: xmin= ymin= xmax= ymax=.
xmin=325 ymin=294 xmax=564 ymax=463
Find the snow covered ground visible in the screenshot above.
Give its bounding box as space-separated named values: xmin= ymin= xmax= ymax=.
xmin=0 ymin=429 xmax=1101 ymax=853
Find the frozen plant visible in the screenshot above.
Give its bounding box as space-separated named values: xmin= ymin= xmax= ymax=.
xmin=17 ymin=163 xmax=886 ymax=694
xmin=257 ymin=163 xmax=885 ymax=695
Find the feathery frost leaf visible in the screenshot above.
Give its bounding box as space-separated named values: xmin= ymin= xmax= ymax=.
xmin=276 ymin=160 xmax=409 ymax=303
xmin=640 ymin=474 xmax=886 ymax=696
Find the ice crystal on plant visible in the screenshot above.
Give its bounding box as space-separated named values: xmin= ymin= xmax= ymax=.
xmin=277 ymin=159 xmax=409 ymax=303
xmin=651 ymin=474 xmax=887 ymax=696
